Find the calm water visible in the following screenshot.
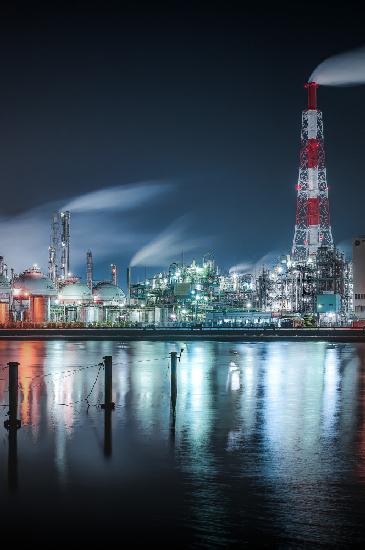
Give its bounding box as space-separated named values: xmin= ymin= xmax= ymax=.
xmin=1 ymin=340 xmax=365 ymax=547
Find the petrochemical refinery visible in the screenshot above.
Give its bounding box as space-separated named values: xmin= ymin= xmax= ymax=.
xmin=0 ymin=83 xmax=363 ymax=328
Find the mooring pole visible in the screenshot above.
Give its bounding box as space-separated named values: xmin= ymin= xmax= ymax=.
xmin=4 ymin=362 xmax=21 ymax=431
xmin=170 ymin=351 xmax=177 ymax=408
xmin=101 ymin=356 xmax=115 ymax=410
xmin=170 ymin=351 xmax=177 ymax=402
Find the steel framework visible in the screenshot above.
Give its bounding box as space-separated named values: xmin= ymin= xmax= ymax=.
xmin=292 ymin=82 xmax=333 ymax=262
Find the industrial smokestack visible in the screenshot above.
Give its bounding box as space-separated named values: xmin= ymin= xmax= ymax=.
xmin=86 ymin=250 xmax=93 ymax=289
xmin=305 ymin=81 xmax=318 ymax=110
xmin=111 ymin=263 xmax=117 ymax=286
xmin=49 ymin=211 xmax=60 ymax=284
xmin=126 ymin=266 xmax=131 ymax=304
xmin=48 ymin=245 xmax=56 ymax=284
xmin=61 ymin=211 xmax=70 ymax=278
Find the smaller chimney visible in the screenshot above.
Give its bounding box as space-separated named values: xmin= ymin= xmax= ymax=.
xmin=305 ymin=81 xmax=318 ymax=110
xmin=126 ymin=267 xmax=132 ymax=304
xmin=86 ymin=250 xmax=93 ymax=289
xmin=111 ymin=264 xmax=117 ymax=286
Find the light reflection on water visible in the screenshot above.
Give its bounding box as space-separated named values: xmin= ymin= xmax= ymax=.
xmin=1 ymin=340 xmax=365 ymax=545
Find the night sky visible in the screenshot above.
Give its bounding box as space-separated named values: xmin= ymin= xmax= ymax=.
xmin=0 ymin=3 xmax=364 ymax=284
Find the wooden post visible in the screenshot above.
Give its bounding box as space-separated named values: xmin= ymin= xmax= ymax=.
xmin=101 ymin=356 xmax=115 ymax=410
xmin=4 ymin=362 xmax=21 ymax=430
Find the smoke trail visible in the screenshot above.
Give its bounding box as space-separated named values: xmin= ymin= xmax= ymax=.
xmin=130 ymin=217 xmax=208 ymax=267
xmin=229 ymin=262 xmax=253 ymax=274
xmin=61 ymin=181 xmax=171 ymax=212
xmin=0 ymin=181 xmax=174 ymax=273
xmin=229 ymin=251 xmax=281 ymax=275
xmin=310 ymin=45 xmax=365 ymax=86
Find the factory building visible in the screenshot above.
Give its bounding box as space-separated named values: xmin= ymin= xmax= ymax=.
xmin=352 ymin=237 xmax=365 ymax=320
xmin=0 ymin=85 xmax=359 ymax=328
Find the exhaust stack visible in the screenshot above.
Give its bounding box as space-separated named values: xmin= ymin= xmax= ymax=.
xmin=126 ymin=267 xmax=131 ymax=304
xmin=306 ymin=81 xmax=318 ymax=110
xmin=86 ymin=250 xmax=93 ymax=289
xmin=111 ymin=264 xmax=117 ymax=286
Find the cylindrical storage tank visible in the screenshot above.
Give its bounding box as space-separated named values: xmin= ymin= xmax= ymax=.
xmin=0 ymin=274 xmax=11 ymax=323
xmin=30 ymin=296 xmax=46 ymax=323
xmin=0 ymin=302 xmax=9 ymax=323
xmin=83 ymin=305 xmax=99 ymax=323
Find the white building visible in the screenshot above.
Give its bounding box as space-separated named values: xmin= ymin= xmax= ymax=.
xmin=353 ymin=237 xmax=365 ymax=320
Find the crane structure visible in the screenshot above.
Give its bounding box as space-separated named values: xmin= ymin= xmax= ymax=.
xmin=292 ymin=82 xmax=333 ymax=262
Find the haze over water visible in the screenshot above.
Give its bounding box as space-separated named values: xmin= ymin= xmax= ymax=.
xmin=1 ymin=339 xmax=365 ymax=546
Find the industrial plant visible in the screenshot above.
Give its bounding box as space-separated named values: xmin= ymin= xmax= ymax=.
xmin=0 ymin=83 xmax=363 ymax=328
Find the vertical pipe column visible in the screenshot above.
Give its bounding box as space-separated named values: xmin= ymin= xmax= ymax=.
xmin=126 ymin=267 xmax=131 ymax=305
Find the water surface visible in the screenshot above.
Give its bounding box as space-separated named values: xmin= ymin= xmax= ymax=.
xmin=1 ymin=340 xmax=365 ymax=547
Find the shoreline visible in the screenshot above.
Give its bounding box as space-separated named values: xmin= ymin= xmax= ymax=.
xmin=0 ymin=327 xmax=365 ymax=342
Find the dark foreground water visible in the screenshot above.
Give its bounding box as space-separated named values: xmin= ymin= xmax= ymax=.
xmin=1 ymin=340 xmax=365 ymax=547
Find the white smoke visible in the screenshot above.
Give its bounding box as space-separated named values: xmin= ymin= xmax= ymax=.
xmin=229 ymin=262 xmax=253 ymax=274
xmin=310 ymin=45 xmax=365 ymax=86
xmin=61 ymin=181 xmax=170 ymax=212
xmin=130 ymin=217 xmax=207 ymax=267
xmin=0 ymin=181 xmax=174 ymax=273
xmin=229 ymin=251 xmax=281 ymax=276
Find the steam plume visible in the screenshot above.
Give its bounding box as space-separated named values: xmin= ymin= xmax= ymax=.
xmin=310 ymin=45 xmax=365 ymax=86
xmin=0 ymin=181 xmax=174 ymax=273
xmin=62 ymin=181 xmax=170 ymax=212
xmin=130 ymin=217 xmax=207 ymax=267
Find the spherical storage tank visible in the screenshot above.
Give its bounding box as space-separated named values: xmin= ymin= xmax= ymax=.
xmin=13 ymin=266 xmax=57 ymax=322
xmin=13 ymin=266 xmax=57 ymax=296
xmin=92 ymin=281 xmax=126 ymax=305
xmin=59 ymin=282 xmax=93 ymax=304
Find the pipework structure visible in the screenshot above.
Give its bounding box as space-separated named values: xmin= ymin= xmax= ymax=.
xmin=48 ymin=212 xmax=60 ymax=284
xmin=111 ymin=264 xmax=117 ymax=286
xmin=61 ymin=211 xmax=71 ymax=279
xmin=48 ymin=211 xmax=71 ymax=284
xmin=292 ymin=82 xmax=333 ymax=262
xmin=86 ymin=250 xmax=93 ymax=289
